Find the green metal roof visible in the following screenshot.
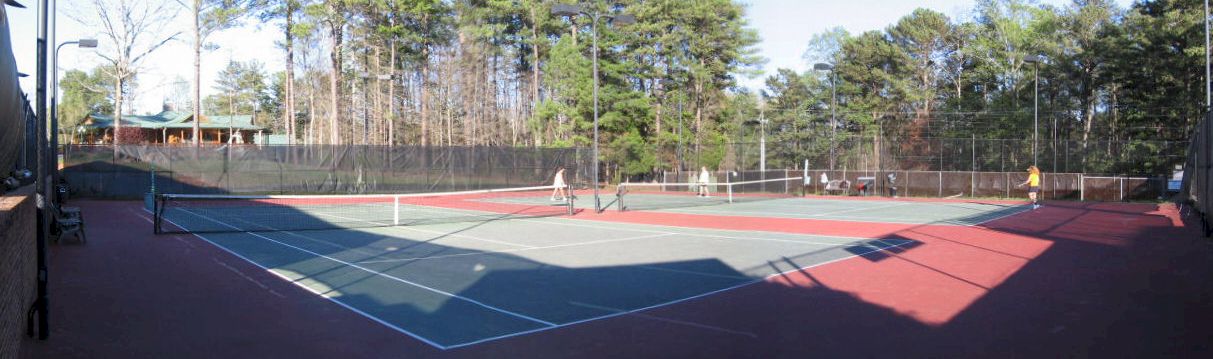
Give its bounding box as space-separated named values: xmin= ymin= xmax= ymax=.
xmin=83 ymin=111 xmax=265 ymax=130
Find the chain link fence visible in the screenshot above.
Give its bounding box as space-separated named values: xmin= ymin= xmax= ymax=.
xmin=650 ymin=134 xmax=1183 ymax=202
xmin=62 ymin=145 xmax=592 ymax=199
xmin=663 ymin=136 xmax=1186 ymax=177
xmin=1181 ymin=112 xmax=1212 ymax=235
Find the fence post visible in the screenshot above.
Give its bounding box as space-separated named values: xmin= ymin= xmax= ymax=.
xmin=1005 ymin=172 xmax=1010 ymax=198
xmin=938 ymin=171 xmax=943 ymax=197
xmin=1080 ymin=174 xmax=1085 ymax=201
xmin=972 ymin=135 xmax=976 ymax=197
xmin=1120 ymin=177 xmax=1125 ymax=202
xmin=279 ymin=163 xmax=284 ymax=195
xmin=905 ymin=171 xmax=911 ymax=197
xmin=1052 ymin=174 xmax=1057 ymax=200
xmin=1000 ymin=140 xmax=1005 ymax=172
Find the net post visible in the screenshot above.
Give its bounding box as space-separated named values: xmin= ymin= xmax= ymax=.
xmin=153 ymin=194 xmax=163 ymax=234
xmin=616 ymin=184 xmax=625 ymax=212
xmin=725 ymin=171 xmax=731 ymax=201
xmin=566 ymin=183 xmax=575 ymax=215
xmin=393 ymin=195 xmax=400 ymax=225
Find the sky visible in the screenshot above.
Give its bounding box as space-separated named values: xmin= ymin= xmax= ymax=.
xmin=6 ymin=0 xmax=1137 ymax=115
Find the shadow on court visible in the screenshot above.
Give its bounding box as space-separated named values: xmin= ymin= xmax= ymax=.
xmin=19 ymin=199 xmax=1213 ymax=358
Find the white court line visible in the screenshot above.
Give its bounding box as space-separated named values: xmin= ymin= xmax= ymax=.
xmin=807 ymin=201 xmax=913 ymax=217
xmin=647 ymin=206 xmax=1002 ymax=227
xmin=315 ymin=212 xmax=539 ymax=249
xmin=142 ymin=208 xmax=454 ymax=349
xmin=567 ymin=301 xmax=758 ymax=338
xmin=218 ymin=214 xmax=388 ymax=258
xmin=633 ymin=265 xmax=753 ymax=281
xmin=517 ymin=216 xmax=885 ymax=244
xmin=440 ymin=239 xmax=916 ymax=349
xmin=153 ymin=202 xmax=915 ymax=350
xmin=176 ymin=207 xmax=560 ymax=328
xmin=357 ymin=233 xmax=677 ymax=264
xmin=967 ymin=205 xmax=1033 ymax=226
xmin=663 ymin=201 xmax=911 ymax=219
xmin=316 ymin=203 xmax=871 ymax=248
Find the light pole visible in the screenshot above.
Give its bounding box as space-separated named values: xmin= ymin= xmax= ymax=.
xmin=53 ymin=39 xmax=97 ymax=176
xmin=552 ymin=3 xmax=634 ymax=213
xmin=677 ymin=94 xmax=684 ymax=170
xmin=745 ymin=114 xmax=768 ymax=171
xmin=1023 ymin=55 xmax=1044 ymax=167
xmin=813 ymin=63 xmax=837 ymax=170
xmin=31 ymin=0 xmax=51 ymax=340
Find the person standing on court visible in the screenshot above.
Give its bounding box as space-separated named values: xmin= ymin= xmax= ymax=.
xmin=550 ymin=166 xmax=568 ymax=201
xmin=697 ymin=166 xmax=711 ymax=197
xmin=1018 ymin=165 xmax=1042 ymax=209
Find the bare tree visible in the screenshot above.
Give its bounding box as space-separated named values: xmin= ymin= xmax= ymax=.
xmin=69 ymin=0 xmax=180 ymax=145
xmin=304 ymin=0 xmax=347 ymax=145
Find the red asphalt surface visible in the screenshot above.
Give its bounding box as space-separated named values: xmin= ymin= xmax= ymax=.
xmin=20 ymin=198 xmax=1213 ymax=358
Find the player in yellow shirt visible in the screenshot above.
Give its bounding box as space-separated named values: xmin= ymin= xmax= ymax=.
xmin=1018 ymin=165 xmax=1041 ymax=209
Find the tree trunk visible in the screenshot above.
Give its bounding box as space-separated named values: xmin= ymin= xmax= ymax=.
xmin=114 ymin=75 xmax=123 ymax=145
xmin=694 ymin=59 xmax=705 ymax=158
xmin=373 ymin=46 xmax=383 ymax=145
xmin=421 ymin=19 xmax=431 ymax=147
xmin=530 ymin=6 xmax=540 ymax=105
xmin=284 ymin=1 xmax=295 ymax=144
xmin=655 ymin=79 xmax=663 ymax=137
xmin=328 ymin=15 xmax=343 ymax=145
xmin=192 ymin=0 xmax=201 ymax=146
xmin=308 ymin=86 xmax=316 ymax=145
xmin=388 ymin=36 xmax=396 ymax=146
xmin=421 ymin=46 xmax=430 ymax=147
xmin=1082 ymin=98 xmax=1095 ymax=150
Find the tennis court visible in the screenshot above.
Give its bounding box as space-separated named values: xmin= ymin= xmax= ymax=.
xmin=147 ymin=182 xmax=1046 ymax=349
xmin=606 ymin=195 xmax=1029 ymax=226
xmin=481 ymin=178 xmax=1030 ymax=226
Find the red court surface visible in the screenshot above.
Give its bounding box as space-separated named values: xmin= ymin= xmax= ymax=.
xmin=20 ymin=199 xmax=1213 ymax=358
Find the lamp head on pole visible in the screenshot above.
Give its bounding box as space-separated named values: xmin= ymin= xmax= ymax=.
xmin=551 ymin=3 xmax=582 ymax=16
xmin=813 ymin=63 xmax=834 ymax=71
xmin=1022 ymin=54 xmax=1045 ymax=64
xmin=78 ymin=39 xmax=98 ymax=48
xmin=4 ymin=0 xmax=25 ymax=8
xmin=610 ymin=14 xmax=636 ymax=26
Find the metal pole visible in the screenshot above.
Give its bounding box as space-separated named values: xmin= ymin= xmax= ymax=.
xmin=33 ymin=0 xmax=51 ymax=340
xmin=759 ymin=110 xmax=766 ymax=172
xmin=52 ymin=41 xmax=78 ymax=202
xmin=1033 ymin=62 xmax=1039 ymax=166
xmin=591 ymin=15 xmax=601 ymax=213
xmin=677 ymin=96 xmax=683 ymax=171
xmin=830 ymin=71 xmax=837 ymax=170
xmin=1206 ymin=0 xmax=1210 ymax=110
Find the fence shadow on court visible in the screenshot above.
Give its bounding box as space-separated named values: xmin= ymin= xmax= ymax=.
xmin=24 ymin=197 xmax=1213 ymax=358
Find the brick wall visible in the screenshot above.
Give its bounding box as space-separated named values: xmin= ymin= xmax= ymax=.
xmin=0 ymin=185 xmax=35 ymax=359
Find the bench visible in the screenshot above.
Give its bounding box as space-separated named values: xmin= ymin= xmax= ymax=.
xmin=824 ymin=179 xmax=851 ymax=195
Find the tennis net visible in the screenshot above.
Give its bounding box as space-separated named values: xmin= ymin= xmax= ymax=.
xmin=153 ymin=185 xmax=575 ymax=234
xmin=615 ymin=177 xmax=803 ymax=212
